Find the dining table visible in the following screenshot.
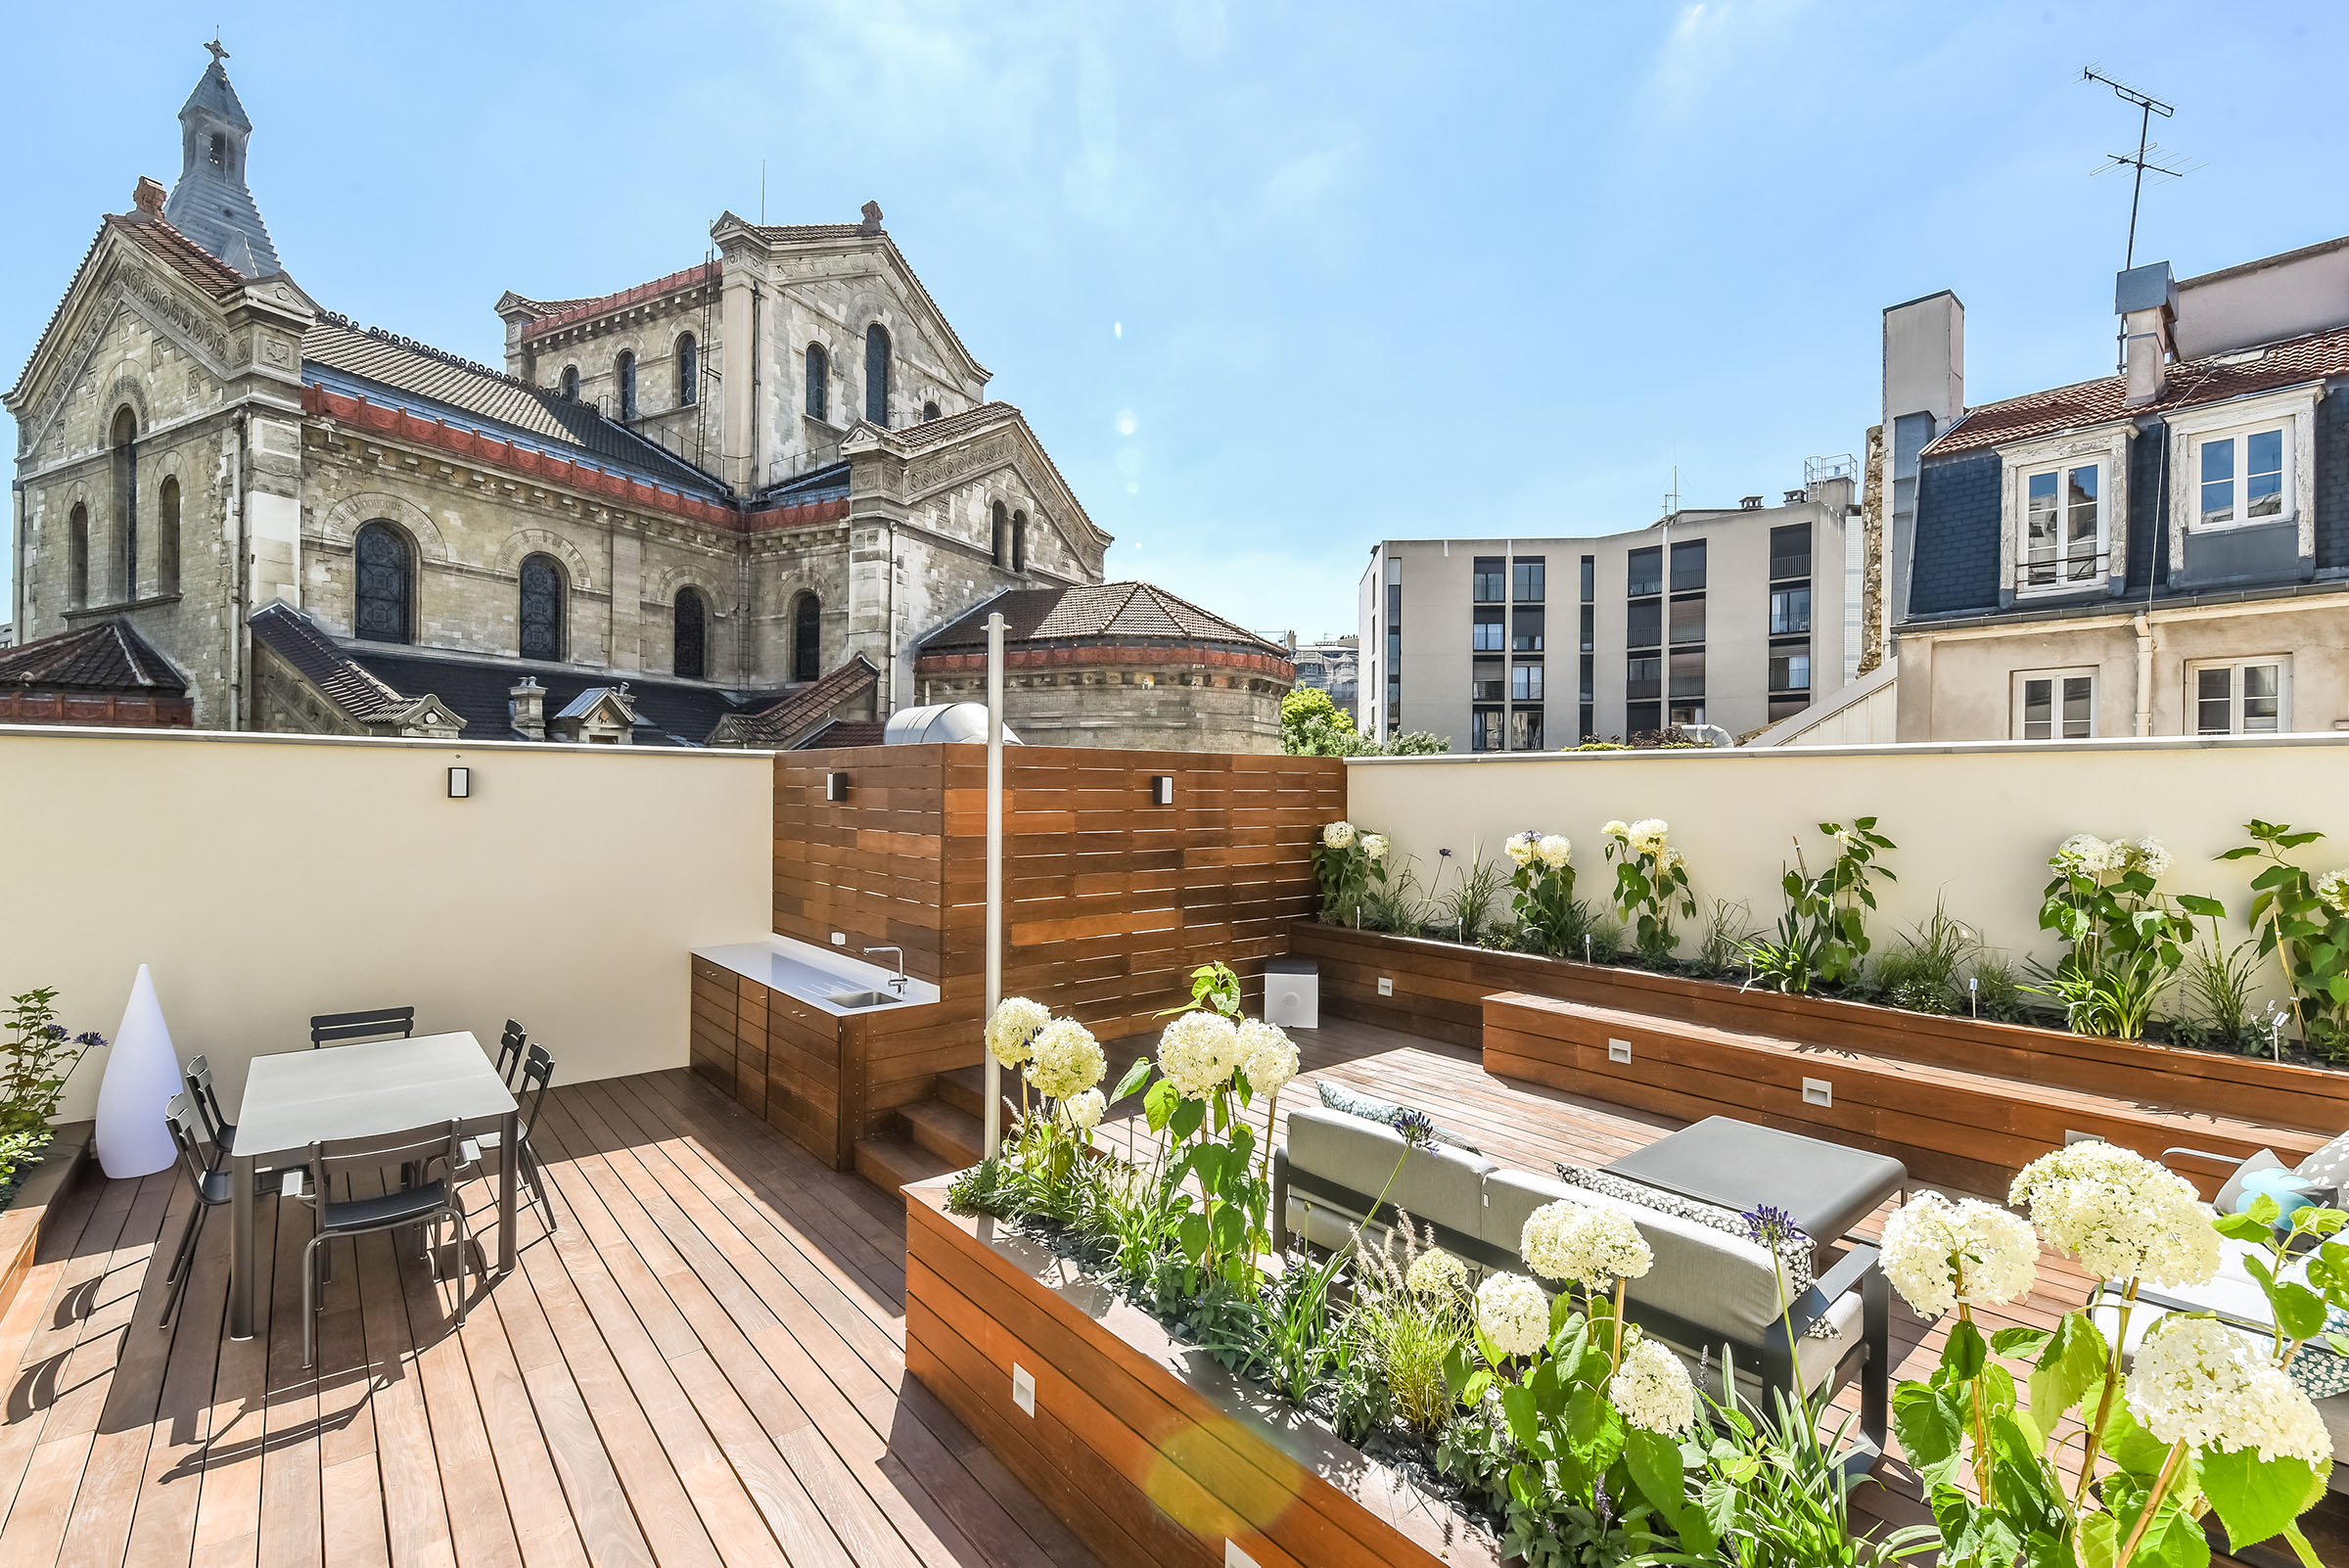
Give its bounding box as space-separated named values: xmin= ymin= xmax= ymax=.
xmin=227 ymin=1030 xmax=519 ymax=1341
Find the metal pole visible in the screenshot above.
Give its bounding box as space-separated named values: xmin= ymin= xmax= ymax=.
xmin=983 ymin=612 xmax=1006 ymax=1157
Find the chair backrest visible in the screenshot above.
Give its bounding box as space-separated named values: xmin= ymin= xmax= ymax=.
xmin=183 ymin=1053 xmax=231 ymax=1147
xmin=163 ymin=1092 xmax=216 ymax=1191
xmin=516 ymin=1043 xmax=555 ymax=1132
xmin=302 ymin=1120 xmax=467 ymax=1208
xmin=309 ymin=1006 xmax=417 ymax=1048
xmin=494 ymin=1021 xmax=528 ymax=1087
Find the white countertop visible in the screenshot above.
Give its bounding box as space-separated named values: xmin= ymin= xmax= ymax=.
xmin=694 ymin=933 xmax=942 ymax=1016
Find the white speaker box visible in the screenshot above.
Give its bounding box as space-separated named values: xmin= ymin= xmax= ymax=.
xmin=1264 ymin=959 xmax=1319 ymax=1029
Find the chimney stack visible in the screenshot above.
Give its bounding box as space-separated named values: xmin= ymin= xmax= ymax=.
xmin=510 ymin=676 xmax=546 ymax=741
xmin=2117 ymin=260 xmax=2178 ymax=407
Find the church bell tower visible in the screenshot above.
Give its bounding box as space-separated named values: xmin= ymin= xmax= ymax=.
xmin=161 ymin=40 xmax=282 ymax=278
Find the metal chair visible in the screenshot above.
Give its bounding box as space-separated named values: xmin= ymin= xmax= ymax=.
xmin=183 ymin=1053 xmax=237 ymax=1153
xmin=308 ymin=1006 xmax=416 ymax=1048
xmin=285 ymin=1121 xmax=474 ymax=1368
xmin=492 ymin=1021 xmax=529 ymax=1090
xmin=474 ymin=1043 xmax=558 ymax=1233
xmin=159 ymin=1093 xmax=231 ymax=1326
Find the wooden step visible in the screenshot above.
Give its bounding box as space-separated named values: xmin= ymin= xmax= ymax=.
xmin=853 ymin=1134 xmax=954 ymax=1195
xmin=898 ymin=1098 xmax=985 ymax=1169
xmin=936 ymin=1065 xmax=1019 ymax=1126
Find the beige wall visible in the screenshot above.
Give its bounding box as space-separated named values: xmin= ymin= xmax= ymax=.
xmin=0 ymin=725 xmax=772 ymax=1122
xmin=1344 ymin=735 xmax=2349 ymax=999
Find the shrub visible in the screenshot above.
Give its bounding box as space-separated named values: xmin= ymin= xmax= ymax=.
xmin=2028 ymin=834 xmax=2220 ymax=1040
xmin=0 ymin=991 xmax=103 ymax=1190
xmin=1501 ymin=830 xmax=1580 ymax=955
xmin=1311 ymin=819 xmax=1388 ymax=925
xmin=1871 ymin=898 xmax=1978 ymax=1016
xmin=1601 ymin=818 xmax=1696 ymax=959
xmin=1430 ymin=842 xmax=1507 ymax=944
xmin=1743 ymin=819 xmax=1897 ymax=994
xmin=2219 ymin=818 xmax=2349 ymax=1049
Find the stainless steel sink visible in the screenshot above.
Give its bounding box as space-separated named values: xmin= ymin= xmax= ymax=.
xmin=826 ymin=989 xmax=904 ymax=1009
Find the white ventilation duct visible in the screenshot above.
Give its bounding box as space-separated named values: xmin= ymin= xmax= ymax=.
xmin=883 ymin=702 xmax=1022 ymax=746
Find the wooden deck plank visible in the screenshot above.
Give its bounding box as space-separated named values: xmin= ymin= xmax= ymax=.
xmin=255 ymin=1160 xmax=322 ymax=1568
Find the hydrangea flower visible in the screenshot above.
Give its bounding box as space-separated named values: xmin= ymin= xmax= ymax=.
xmin=1026 ymin=1017 xmax=1106 ymax=1100
xmin=1627 ymin=819 xmax=1671 ymax=857
xmin=1359 ymin=833 xmax=1388 ymax=862
xmin=1157 ymin=1010 xmax=1243 ymax=1098
xmin=2128 ymin=1316 xmax=2333 ymax=1467
xmin=1055 ymin=1087 xmax=1105 ymax=1134
xmin=1537 ymin=834 xmax=1572 ymax=870
xmin=2315 ymin=868 xmax=2349 ymax=917
xmin=1475 ymin=1271 xmax=1550 ymax=1359
xmin=2126 ymin=837 xmax=2173 ymax=880
xmin=1880 ymin=1191 xmax=2040 ymax=1318
xmin=985 ymin=997 xmax=1051 ymax=1069
xmin=1405 ymin=1248 xmax=1468 ymax=1301
xmin=1522 ymin=1200 xmax=1652 ymax=1288
xmin=1322 ymin=820 xmax=1357 ymax=851
xmin=2054 ymin=833 xmax=2116 ymax=877
xmin=1504 ymin=831 xmax=1542 ymax=868
xmin=1609 ymin=1335 xmax=1697 ymax=1435
xmin=1236 ymin=1018 xmax=1298 ymax=1098
xmin=1601 ymin=819 xmax=1630 ymax=842
xmin=2009 ymin=1141 xmax=2221 ymax=1288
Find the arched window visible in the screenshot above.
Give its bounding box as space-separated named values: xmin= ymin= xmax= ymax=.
xmin=158 ymin=476 xmax=181 ymax=597
xmin=560 ymin=365 xmax=580 ymax=400
xmin=207 ymin=132 xmax=226 ymax=168
xmin=673 ymin=587 xmax=708 ymax=680
xmin=67 ymin=504 xmax=89 ymax=609
xmin=792 ymin=592 xmax=821 ymax=683
xmin=112 ymin=406 xmax=138 ymax=601
xmin=519 ymin=553 xmax=565 ymax=661
xmin=616 ymin=351 xmax=637 ymax=420
xmin=1012 ymin=510 xmax=1029 ymax=575
xmin=805 ymin=344 xmax=828 ymax=422
xmin=990 ymin=500 xmax=1011 ymax=569
xmin=922 ymin=400 xmax=941 ymax=423
xmin=864 ymin=324 xmax=890 ymax=427
xmin=353 ymin=521 xmax=415 ymax=643
xmin=675 ymin=333 xmax=699 ymax=406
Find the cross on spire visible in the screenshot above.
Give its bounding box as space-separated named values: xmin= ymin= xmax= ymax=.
xmin=206 ymin=37 xmax=229 ymax=66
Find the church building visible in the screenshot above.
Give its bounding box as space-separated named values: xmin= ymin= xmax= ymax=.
xmin=5 ymin=47 xmax=1291 ymax=748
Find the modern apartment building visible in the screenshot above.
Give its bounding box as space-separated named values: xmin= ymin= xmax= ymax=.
xmin=1359 ymin=476 xmax=1861 ymax=750
xmin=1282 ymin=633 xmax=1359 ymax=718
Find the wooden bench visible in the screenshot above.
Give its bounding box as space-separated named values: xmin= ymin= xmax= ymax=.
xmin=1482 ymin=992 xmax=2322 ymax=1197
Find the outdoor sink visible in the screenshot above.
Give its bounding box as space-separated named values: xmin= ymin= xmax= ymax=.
xmin=826 ymin=989 xmax=905 ymax=1009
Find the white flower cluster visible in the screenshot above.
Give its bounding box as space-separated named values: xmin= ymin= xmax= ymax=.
xmin=1236 ymin=1018 xmax=1299 ymax=1098
xmin=1609 ymin=1335 xmax=1697 ymax=1436
xmin=1627 ymin=818 xmax=1671 ymax=857
xmin=1602 ymin=819 xmax=1630 ymax=842
xmin=1521 ymin=1201 xmax=1653 ymax=1289
xmin=2009 ymin=1141 xmax=2221 ymax=1288
xmin=1505 ymin=831 xmax=1541 ymax=868
xmin=1322 ymin=820 xmax=1357 ymax=851
xmin=1359 ymin=833 xmax=1389 ymax=862
xmin=1538 ymin=834 xmax=1572 ymax=870
xmin=1831 ymin=825 xmax=1858 ymax=854
xmin=2316 ymin=868 xmax=2349 ymax=918
xmin=1055 ymin=1087 xmax=1105 ymax=1134
xmin=1880 ymin=1191 xmax=2040 ymax=1318
xmin=986 ymin=997 xmax=1051 ymax=1069
xmin=1406 ymin=1247 xmax=1468 ymax=1301
xmin=2050 ymin=833 xmax=2170 ymax=882
xmin=2129 ymin=837 xmax=2174 ymax=879
xmin=1027 ymin=1017 xmax=1106 ymax=1100
xmin=2127 ymin=1316 xmax=2334 ymax=1467
xmin=1475 ymin=1271 xmax=1551 ymax=1359
xmin=1157 ymin=1009 xmax=1244 ymax=1098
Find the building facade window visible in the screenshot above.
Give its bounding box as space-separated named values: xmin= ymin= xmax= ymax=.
xmin=792 ymin=592 xmax=822 ymax=682
xmin=1382 ymin=557 xmax=1401 ymax=734
xmin=1512 ymin=556 xmax=1545 ymax=603
xmin=2195 ymin=427 xmax=2286 ymax=529
xmin=1669 ymin=538 xmax=1705 ymax=592
xmin=805 ymin=345 xmax=828 ymax=421
xmin=67 ymin=503 xmax=89 ymax=609
xmin=353 ymin=521 xmax=415 ymax=644
xmin=1768 ymin=523 xmax=1812 ymax=582
xmin=1579 ymin=555 xmax=1594 ymax=604
xmin=1511 ymin=663 xmax=1543 ymax=701
xmin=616 ymin=351 xmax=637 ymax=421
xmin=675 ymin=334 xmax=699 ymax=406
xmin=1012 ymin=511 xmax=1028 ymax=574
xmin=674 ymin=588 xmax=708 ymax=679
xmin=1471 ymin=658 xmax=1504 ymax=702
xmin=560 ymin=365 xmax=580 ymax=400
xmin=518 ymin=553 xmax=565 ymax=661
xmin=158 ymin=476 xmax=180 ymax=597
xmin=1472 ymin=708 xmax=1504 ymax=752
xmin=922 ymin=400 xmax=941 ymax=422
xmin=1627 ymin=702 xmax=1661 ymax=735
xmin=1669 ymin=648 xmax=1705 ymax=700
xmin=1626 ymin=599 xmax=1662 ymax=648
xmin=2013 ymin=668 xmax=2096 ymax=741
xmin=1626 ymin=653 xmax=1661 ymax=702
xmin=1669 ymin=596 xmax=1705 ymax=645
xmin=112 ymin=406 xmax=138 ymax=601
xmin=1509 ymin=707 xmax=1543 ymax=751
xmin=2021 ymin=460 xmax=2102 ymax=589
xmin=1769 ymin=584 xmax=1811 ymax=636
xmin=1626 ymin=545 xmax=1662 ymax=598
xmin=1473 ymin=606 xmax=1502 ymax=652
xmin=1472 ymin=557 xmax=1504 ymax=603
xmin=1511 ymin=607 xmax=1544 ymax=652
xmin=991 ymin=501 xmax=1012 ymax=568
xmin=1769 ymin=647 xmax=1811 ymax=694
xmin=2189 ymin=656 xmax=2289 ymax=735
xmin=864 ymin=324 xmax=891 ymax=426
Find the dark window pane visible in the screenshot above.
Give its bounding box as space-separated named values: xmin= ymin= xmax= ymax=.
xmin=1626 ymin=599 xmax=1661 ymax=648
xmin=1508 ymin=708 xmax=1543 ymax=750
xmin=2022 ymin=677 xmax=2052 ymax=740
xmin=1387 ymin=584 xmax=1402 ymax=625
xmin=1770 ymin=585 xmax=1811 ymax=636
xmin=1579 ymin=653 xmax=1593 ymax=703
xmin=1473 ymin=708 xmax=1503 ymax=752
xmin=1472 ymin=608 xmax=1502 ymax=652
xmin=1769 ymin=523 xmax=1811 ymax=581
xmin=1579 ymin=605 xmax=1593 ymax=652
xmin=1472 ymin=660 xmax=1504 ymax=702
xmin=806 ymin=345 xmax=828 ymax=421
xmin=2242 ymin=664 xmax=2280 ymax=731
xmin=1579 ymin=556 xmax=1594 ymax=603
xmin=1627 ymin=546 xmax=1662 ymax=598
xmin=1669 ymin=596 xmax=1705 ymax=645
xmin=1472 ymin=558 xmax=1504 ymax=603
xmin=353 ymin=522 xmax=412 ymax=644
xmin=1626 ymin=654 xmax=1661 ymax=701
xmin=617 ymin=351 xmax=637 ymax=421
xmin=1511 ymin=664 xmax=1543 ymax=701
xmin=1511 ymin=607 xmax=1544 ymax=651
xmin=2061 ymin=675 xmax=2095 ymax=739
xmin=793 ymin=593 xmax=822 ymax=682
xmin=676 ymin=335 xmax=699 ymax=405
xmin=1669 ymin=648 xmax=1704 ymax=698
xmin=1670 ymin=539 xmax=1705 ymax=591
xmin=1512 ymin=557 xmax=1544 ymax=602
xmin=674 ymin=589 xmax=707 ymax=679
xmin=519 ymin=554 xmax=563 ymax=661
xmin=1627 ymin=702 xmax=1661 ymax=734
xmin=865 ymin=325 xmax=892 ymax=426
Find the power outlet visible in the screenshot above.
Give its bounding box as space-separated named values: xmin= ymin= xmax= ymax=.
xmin=1801 ymin=1078 xmax=1833 ymax=1108
xmin=1225 ymin=1543 xmax=1263 ymax=1568
xmin=1377 ymin=977 xmax=1394 ymax=996
xmin=1012 ymin=1363 xmax=1036 ymax=1416
xmin=1607 ymin=1038 xmax=1632 ymax=1064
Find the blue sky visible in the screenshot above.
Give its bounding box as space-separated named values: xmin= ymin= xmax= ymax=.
xmin=6 ymin=2 xmax=2343 ymax=638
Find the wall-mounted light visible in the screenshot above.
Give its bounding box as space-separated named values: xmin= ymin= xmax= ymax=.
xmin=447 ymin=765 xmax=471 ymax=800
xmin=1149 ymin=775 xmax=1174 ymax=806
xmin=825 ymin=771 xmax=850 ymax=802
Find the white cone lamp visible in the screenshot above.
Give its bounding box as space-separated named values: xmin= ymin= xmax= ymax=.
xmin=95 ymin=965 xmax=181 ymax=1178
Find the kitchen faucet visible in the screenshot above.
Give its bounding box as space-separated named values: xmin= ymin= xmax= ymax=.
xmin=864 ymin=945 xmax=908 ymax=992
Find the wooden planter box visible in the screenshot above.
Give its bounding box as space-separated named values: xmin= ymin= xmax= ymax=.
xmin=904 ymin=1178 xmax=1499 ymax=1568
xmin=1290 ymin=921 xmax=2349 ymax=1139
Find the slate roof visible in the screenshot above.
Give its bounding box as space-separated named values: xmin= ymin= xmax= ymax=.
xmin=248 ymin=603 xmax=415 ymax=722
xmin=918 ymin=582 xmax=1287 ymax=656
xmin=161 ymin=59 xmax=281 ymax=278
xmin=716 ymin=655 xmax=880 ymax=747
xmin=795 ymin=718 xmax=885 ymax=749
xmin=1923 ymin=321 xmax=2349 ymax=457
xmin=0 ymin=619 xmax=188 ymax=694
xmin=302 ymin=314 xmax=730 ymax=500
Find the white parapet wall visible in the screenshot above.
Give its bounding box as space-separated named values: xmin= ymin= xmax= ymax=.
xmin=1343 ymin=733 xmax=2349 ymax=1002
xmin=0 ymin=724 xmax=774 ymax=1120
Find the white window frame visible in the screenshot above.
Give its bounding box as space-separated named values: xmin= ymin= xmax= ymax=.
xmin=2189 ymin=424 xmax=2290 ymax=531
xmin=2011 ymin=667 xmax=2099 ymax=741
xmin=2165 ymin=387 xmax=2320 ymax=565
xmin=2187 ymin=654 xmax=2291 ymax=736
xmin=1998 ymin=429 xmax=2130 ymax=601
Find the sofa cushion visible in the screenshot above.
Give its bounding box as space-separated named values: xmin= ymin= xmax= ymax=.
xmin=2295 ymin=1130 xmax=2349 ymax=1204
xmin=1315 ymin=1080 xmax=1480 ymax=1152
xmin=1555 ymin=1161 xmax=1820 ymax=1307
xmin=2215 ymin=1148 xmax=2287 ymax=1213
xmin=1282 ymin=1105 xmax=1496 ymax=1243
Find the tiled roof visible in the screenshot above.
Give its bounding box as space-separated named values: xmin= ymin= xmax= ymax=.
xmin=248 ymin=603 xmax=414 ymax=722
xmin=747 ymin=223 xmax=866 ymax=244
xmin=883 ymin=402 xmax=1016 ymax=451
xmin=918 ymin=582 xmax=1285 ymax=655
xmin=717 ymin=655 xmax=880 ymax=746
xmin=515 ymin=262 xmax=719 ymax=342
xmin=113 ymin=212 xmax=249 ymax=298
xmin=794 ymin=718 xmax=885 ymax=749
xmin=0 ymin=619 xmax=187 ymax=694
xmin=1924 ymin=322 xmax=2349 ymax=456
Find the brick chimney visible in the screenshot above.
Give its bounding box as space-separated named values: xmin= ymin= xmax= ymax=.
xmin=509 ymin=676 xmax=545 ymax=741
xmin=2117 ymin=261 xmax=2177 ymax=407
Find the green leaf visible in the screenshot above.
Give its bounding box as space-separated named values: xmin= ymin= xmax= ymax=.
xmin=1111 ymin=1056 xmax=1153 ymax=1102
xmin=2029 ymin=1312 xmax=2109 ymax=1431
xmin=1943 ymin=1314 xmax=1988 ymax=1380
xmin=1892 ymin=1382 xmax=1965 ymax=1486
xmin=2177 ymin=894 xmax=2227 ymax=918
xmin=1175 ymin=1210 xmax=1209 ymax=1263
xmin=1169 ymin=1096 xmax=1204 ymax=1142
xmin=2200 ymin=1448 xmax=2326 ymax=1554
xmin=1501 ymin=1382 xmax=1540 ymax=1448
xmin=1143 ymin=1077 xmax=1178 ymax=1131
xmin=2215 ymin=1210 xmax=2275 ymax=1242
xmin=2272 ymin=1281 xmax=2331 ymax=1342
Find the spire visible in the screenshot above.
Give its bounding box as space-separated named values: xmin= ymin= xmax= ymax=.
xmin=161 ymin=39 xmax=280 ymax=278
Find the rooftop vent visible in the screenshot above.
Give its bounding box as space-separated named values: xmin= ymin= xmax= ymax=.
xmin=883 ymin=702 xmax=1023 ymax=746
xmin=1783 ymin=488 xmax=1806 ymax=505
xmin=1739 ymin=495 xmax=1764 ymax=510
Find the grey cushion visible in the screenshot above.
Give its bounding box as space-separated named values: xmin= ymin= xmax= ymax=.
xmin=2295 ymin=1130 xmax=2349 ymax=1204
xmin=1556 ymin=1161 xmax=1822 ymax=1314
xmin=1283 ymin=1105 xmax=1496 ymax=1245
xmin=2216 ymin=1148 xmax=2287 ymax=1213
xmin=1316 ymin=1080 xmax=1480 ymax=1152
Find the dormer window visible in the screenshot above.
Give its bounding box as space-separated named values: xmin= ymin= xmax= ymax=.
xmin=2195 ymin=426 xmax=2285 ymax=529
xmin=2021 ymin=461 xmax=2102 ymax=590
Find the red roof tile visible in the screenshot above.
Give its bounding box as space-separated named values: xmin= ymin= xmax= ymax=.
xmin=112 ymin=211 xmax=248 ymax=299
xmin=0 ymin=618 xmax=188 ymax=694
xmin=918 ymin=582 xmax=1284 ymax=656
xmin=716 ymin=655 xmax=879 ymax=746
xmin=516 ymin=261 xmax=720 ymax=342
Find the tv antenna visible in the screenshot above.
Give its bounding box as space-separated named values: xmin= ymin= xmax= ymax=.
xmin=2082 ymin=68 xmax=2184 ymax=271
